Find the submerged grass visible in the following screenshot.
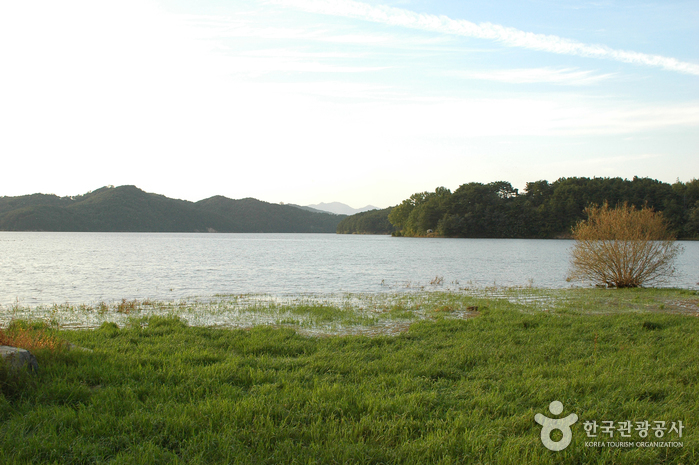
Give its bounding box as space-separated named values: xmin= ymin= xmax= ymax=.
xmin=0 ymin=288 xmax=698 ymax=463
xmin=3 ymin=287 xmax=698 ymax=335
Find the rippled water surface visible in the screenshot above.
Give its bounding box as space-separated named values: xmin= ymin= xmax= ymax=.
xmin=1 ymin=232 xmax=697 ymax=307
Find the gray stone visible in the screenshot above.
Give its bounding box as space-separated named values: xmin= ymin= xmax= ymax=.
xmin=0 ymin=346 xmax=39 ymax=372
xmin=64 ymin=342 xmax=93 ymax=353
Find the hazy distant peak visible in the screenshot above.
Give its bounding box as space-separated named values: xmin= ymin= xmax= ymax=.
xmin=306 ymin=202 xmax=379 ymax=216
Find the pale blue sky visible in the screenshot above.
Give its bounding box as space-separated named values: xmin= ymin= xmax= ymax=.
xmin=1 ymin=0 xmax=697 ymax=208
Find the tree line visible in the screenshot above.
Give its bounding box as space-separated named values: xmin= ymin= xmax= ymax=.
xmin=337 ymin=177 xmax=699 ymax=239
xmin=335 ymin=207 xmax=396 ymax=235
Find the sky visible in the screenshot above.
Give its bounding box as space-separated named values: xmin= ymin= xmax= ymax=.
xmin=1 ymin=0 xmax=697 ymax=209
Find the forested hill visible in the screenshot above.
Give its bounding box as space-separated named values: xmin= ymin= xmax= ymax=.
xmin=0 ymin=186 xmax=345 ymax=233
xmin=336 ymin=207 xmax=396 ymax=235
xmin=337 ymin=177 xmax=699 ymax=239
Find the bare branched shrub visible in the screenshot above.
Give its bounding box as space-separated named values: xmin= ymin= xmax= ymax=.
xmin=568 ymin=202 xmax=682 ymax=288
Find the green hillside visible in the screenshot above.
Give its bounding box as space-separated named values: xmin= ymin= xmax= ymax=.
xmin=0 ymin=186 xmax=344 ymax=233
xmin=195 ymin=196 xmax=344 ymax=233
xmin=0 ymin=193 xmax=74 ymax=216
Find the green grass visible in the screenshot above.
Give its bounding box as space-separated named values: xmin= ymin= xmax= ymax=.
xmin=1 ymin=288 xmax=698 ymax=464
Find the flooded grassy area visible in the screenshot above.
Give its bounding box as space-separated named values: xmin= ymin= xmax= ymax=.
xmin=3 ymin=287 xmax=697 ymax=336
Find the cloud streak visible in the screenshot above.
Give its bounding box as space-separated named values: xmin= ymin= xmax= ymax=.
xmin=269 ymin=0 xmax=699 ymax=76
xmin=450 ymin=68 xmax=616 ymax=86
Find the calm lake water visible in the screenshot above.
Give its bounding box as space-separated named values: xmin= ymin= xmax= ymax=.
xmin=1 ymin=232 xmax=697 ymax=308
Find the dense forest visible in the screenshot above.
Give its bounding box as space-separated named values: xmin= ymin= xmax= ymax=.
xmin=0 ymin=185 xmax=345 ymax=233
xmin=336 ymin=207 xmax=396 ymax=235
xmin=338 ymin=177 xmax=699 ymax=239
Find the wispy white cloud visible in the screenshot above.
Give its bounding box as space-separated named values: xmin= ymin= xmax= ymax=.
xmin=241 ymin=49 xmax=362 ymax=59
xmin=268 ymin=0 xmax=699 ymax=76
xmin=449 ymin=67 xmax=616 ymax=86
xmin=180 ymin=13 xmax=454 ymax=48
xmin=227 ymin=56 xmax=387 ymax=75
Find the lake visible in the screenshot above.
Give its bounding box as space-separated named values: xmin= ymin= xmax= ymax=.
xmin=1 ymin=232 xmax=697 ymax=308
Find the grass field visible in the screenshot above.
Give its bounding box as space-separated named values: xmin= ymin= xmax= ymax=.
xmin=1 ymin=288 xmax=698 ymax=464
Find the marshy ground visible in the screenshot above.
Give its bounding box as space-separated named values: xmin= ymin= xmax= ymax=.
xmin=1 ymin=287 xmax=698 ymax=464
xmin=4 ymin=286 xmax=698 ymax=336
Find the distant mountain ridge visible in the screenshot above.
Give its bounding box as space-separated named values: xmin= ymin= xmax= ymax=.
xmin=0 ymin=186 xmax=346 ymax=233
xmin=305 ymin=202 xmax=379 ymax=215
